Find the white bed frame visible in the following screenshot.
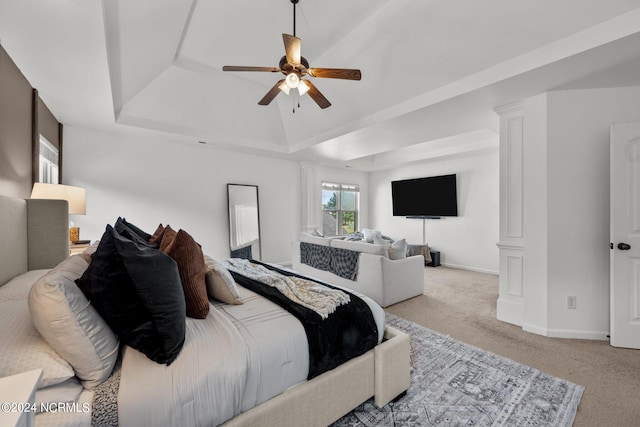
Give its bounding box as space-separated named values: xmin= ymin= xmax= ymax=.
xmin=224 ymin=326 xmax=410 ymax=427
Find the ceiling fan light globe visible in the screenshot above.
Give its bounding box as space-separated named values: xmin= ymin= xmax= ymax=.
xmin=298 ymin=80 xmax=310 ymax=96
xmin=278 ymin=81 xmax=291 ymax=95
xmin=285 ymin=73 xmax=300 ymax=89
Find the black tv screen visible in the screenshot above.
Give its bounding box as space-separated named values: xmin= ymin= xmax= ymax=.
xmin=391 ymin=174 xmax=458 ymax=217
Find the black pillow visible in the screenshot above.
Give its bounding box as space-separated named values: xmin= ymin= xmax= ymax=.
xmin=114 ymin=217 xmax=156 ymax=246
xmin=75 ymin=225 xmax=185 ymax=365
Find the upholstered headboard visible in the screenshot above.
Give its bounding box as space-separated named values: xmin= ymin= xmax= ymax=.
xmin=0 ymin=195 xmax=69 ymax=285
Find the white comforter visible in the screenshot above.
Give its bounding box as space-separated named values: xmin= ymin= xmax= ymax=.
xmin=120 ymin=283 xmax=384 ymax=427
xmin=37 ymin=282 xmax=384 ymax=427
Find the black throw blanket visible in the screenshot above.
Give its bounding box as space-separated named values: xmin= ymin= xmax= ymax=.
xmin=300 ymin=242 xmax=360 ymax=280
xmin=229 ymin=260 xmax=379 ymax=379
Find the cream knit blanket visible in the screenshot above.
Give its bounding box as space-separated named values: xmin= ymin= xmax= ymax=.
xmin=224 ymin=259 xmax=350 ymax=319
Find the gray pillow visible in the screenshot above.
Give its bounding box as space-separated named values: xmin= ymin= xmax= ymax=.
xmin=388 ymin=239 xmax=408 ymax=260
xmin=362 ymin=228 xmax=381 ymax=243
xmin=204 ymin=255 xmax=243 ymax=305
xmin=29 ymin=255 xmax=119 ymax=388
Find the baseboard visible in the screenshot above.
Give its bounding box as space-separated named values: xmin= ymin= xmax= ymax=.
xmin=522 ymin=323 xmax=609 ymax=340
xmin=440 ymin=263 xmax=498 ymax=275
xmin=522 ymin=322 xmax=548 ymax=337
xmin=547 ymin=328 xmax=609 ymax=341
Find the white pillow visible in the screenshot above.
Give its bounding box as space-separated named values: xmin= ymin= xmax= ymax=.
xmin=29 ymin=255 xmax=119 ymax=389
xmin=373 ymin=235 xmax=390 ymax=246
xmin=35 ymin=377 xmax=83 ymax=413
xmin=0 ymin=299 xmax=74 ymax=388
xmin=0 ymin=270 xmax=49 ymax=301
xmin=204 ymin=255 xmax=243 ymax=305
xmin=388 ymin=239 xmax=408 ymax=260
xmin=362 ymin=229 xmax=381 ymax=243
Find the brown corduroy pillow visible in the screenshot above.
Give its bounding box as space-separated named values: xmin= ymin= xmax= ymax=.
xmin=163 ymin=229 xmax=209 ymax=319
xmin=159 ymin=225 xmax=177 ymax=252
xmin=149 ymin=223 xmax=165 ymax=244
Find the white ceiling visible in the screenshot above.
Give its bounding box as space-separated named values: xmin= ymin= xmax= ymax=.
xmin=2 ymin=0 xmax=640 ymax=171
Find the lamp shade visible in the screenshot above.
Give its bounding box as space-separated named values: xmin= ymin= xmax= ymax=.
xmin=31 ymin=183 xmax=86 ymax=215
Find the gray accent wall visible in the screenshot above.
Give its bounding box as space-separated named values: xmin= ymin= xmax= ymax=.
xmin=0 ymin=44 xmax=33 ymax=198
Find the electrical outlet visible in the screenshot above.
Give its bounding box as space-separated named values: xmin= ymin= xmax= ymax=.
xmin=567 ymin=296 xmax=577 ymax=309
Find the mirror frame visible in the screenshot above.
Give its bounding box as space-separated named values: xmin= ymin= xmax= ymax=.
xmin=227 ymin=183 xmax=261 ymax=260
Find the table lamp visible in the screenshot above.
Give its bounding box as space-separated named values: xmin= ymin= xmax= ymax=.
xmin=30 ymin=183 xmax=86 ymax=243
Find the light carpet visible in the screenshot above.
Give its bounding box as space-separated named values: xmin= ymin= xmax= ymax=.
xmin=332 ymin=314 xmax=584 ymax=426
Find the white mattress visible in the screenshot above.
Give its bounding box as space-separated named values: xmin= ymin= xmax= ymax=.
xmin=36 ymin=282 xmax=384 ymax=427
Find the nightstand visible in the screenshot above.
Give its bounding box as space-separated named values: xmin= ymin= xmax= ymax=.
xmin=70 ymin=242 xmax=90 ymax=255
xmin=0 ymin=369 xmax=42 ymax=427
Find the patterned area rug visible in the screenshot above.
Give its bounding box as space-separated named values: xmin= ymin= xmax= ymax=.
xmin=332 ymin=314 xmax=584 ymax=426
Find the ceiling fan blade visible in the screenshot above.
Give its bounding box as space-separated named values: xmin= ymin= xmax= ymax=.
xmin=223 ymin=66 xmax=280 ymax=72
xmin=307 ymin=68 xmax=361 ymax=80
xmin=282 ymin=34 xmax=301 ymax=66
xmin=258 ymin=79 xmax=286 ymax=106
xmin=304 ymin=80 xmax=331 ymax=109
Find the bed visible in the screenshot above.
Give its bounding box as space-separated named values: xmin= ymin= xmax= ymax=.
xmin=0 ymin=195 xmax=410 ymax=426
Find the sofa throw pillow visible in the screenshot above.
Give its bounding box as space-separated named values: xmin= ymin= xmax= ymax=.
xmin=163 ymin=229 xmax=209 ymax=319
xmin=75 ymin=225 xmax=185 ymax=365
xmin=362 ymin=228 xmax=381 ymax=243
xmin=29 ymin=255 xmax=119 ymax=388
xmin=373 ymin=235 xmax=390 ymax=246
xmin=204 ymin=255 xmax=243 ymax=305
xmin=388 ymin=239 xmax=408 ymax=260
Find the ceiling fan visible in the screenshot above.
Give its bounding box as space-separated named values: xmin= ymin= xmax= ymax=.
xmin=222 ymin=0 xmax=361 ymax=110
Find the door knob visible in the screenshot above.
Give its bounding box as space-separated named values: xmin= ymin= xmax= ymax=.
xmin=617 ymin=243 xmax=631 ymax=250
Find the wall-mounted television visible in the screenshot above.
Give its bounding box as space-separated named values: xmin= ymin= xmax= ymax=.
xmin=391 ymin=174 xmax=458 ymax=217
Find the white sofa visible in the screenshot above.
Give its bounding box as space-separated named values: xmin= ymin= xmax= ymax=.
xmin=292 ymin=235 xmax=425 ymax=307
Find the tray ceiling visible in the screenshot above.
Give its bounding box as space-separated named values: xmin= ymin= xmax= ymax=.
xmin=2 ymin=0 xmax=640 ymax=170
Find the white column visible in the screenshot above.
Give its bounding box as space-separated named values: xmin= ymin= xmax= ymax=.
xmin=494 ymin=101 xmax=525 ymax=326
xmin=300 ymin=162 xmax=318 ymax=233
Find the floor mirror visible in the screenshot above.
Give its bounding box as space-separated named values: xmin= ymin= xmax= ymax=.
xmin=227 ymin=184 xmax=261 ymax=260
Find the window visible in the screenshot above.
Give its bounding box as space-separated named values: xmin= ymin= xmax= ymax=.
xmin=322 ymin=182 xmax=359 ymax=236
xmin=38 ymin=136 xmax=59 ymax=184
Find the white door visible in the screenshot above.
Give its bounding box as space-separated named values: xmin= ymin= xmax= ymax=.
xmin=610 ymin=122 xmax=640 ymax=349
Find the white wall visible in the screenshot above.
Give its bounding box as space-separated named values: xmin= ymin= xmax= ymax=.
xmin=521 ymin=94 xmax=549 ymax=333
xmin=369 ymin=150 xmax=499 ymax=274
xmin=523 ymin=86 xmax=640 ymax=338
xmin=62 ymin=125 xmax=496 ymax=272
xmin=63 ymin=126 xmax=300 ymax=263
